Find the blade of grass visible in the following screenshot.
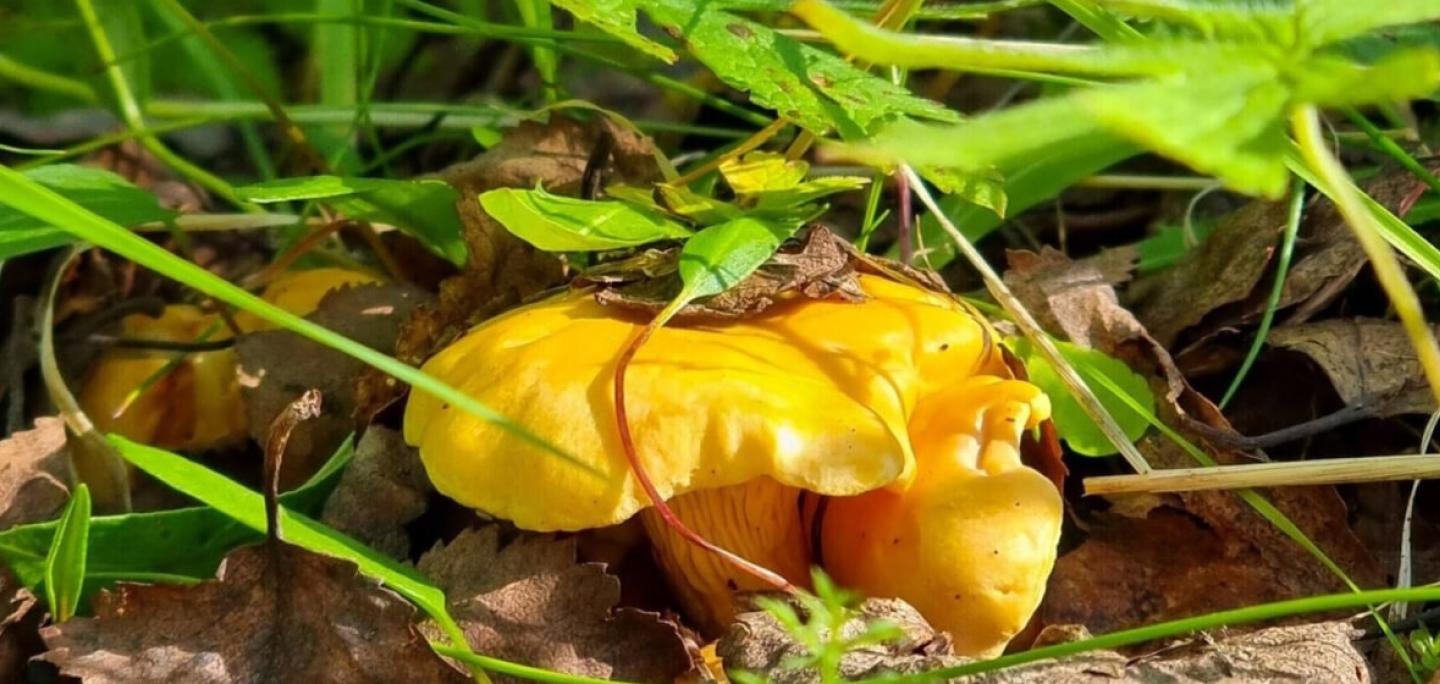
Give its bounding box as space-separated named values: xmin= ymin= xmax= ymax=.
xmin=74 ymin=0 xmax=249 ymax=209
xmin=1344 ymin=108 xmax=1440 ymax=195
xmin=1219 ymin=178 xmax=1303 ymax=408
xmin=43 ymin=484 xmax=92 ymax=623
xmin=855 ymin=585 xmax=1440 ymax=682
xmin=315 ymin=0 xmax=361 ymax=170
xmin=0 ymin=164 xmax=595 ymax=477
xmin=513 ymin=0 xmax=558 ymax=102
xmin=0 ymin=53 xmax=99 ymax=103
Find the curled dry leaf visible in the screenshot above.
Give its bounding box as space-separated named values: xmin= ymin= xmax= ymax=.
xmin=0 ymin=568 xmax=42 ymax=684
xmin=237 ymin=283 xmax=430 ymax=486
xmin=320 ymin=426 xmax=432 ymax=559
xmin=0 ymin=416 xmax=71 ymax=530
xmin=416 ymin=526 xmax=698 ymax=684
xmin=1128 ymin=165 xmax=1429 ymax=353
xmin=39 ymin=543 xmax=466 ymax=684
xmin=1267 ymin=318 xmax=1437 ymax=417
xmin=1004 ymin=248 xmax=1380 ymax=633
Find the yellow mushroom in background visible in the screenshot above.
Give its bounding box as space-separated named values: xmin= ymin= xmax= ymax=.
xmin=78 ymin=267 xmax=381 ymax=451
xmin=403 ymin=273 xmax=1063 ymax=657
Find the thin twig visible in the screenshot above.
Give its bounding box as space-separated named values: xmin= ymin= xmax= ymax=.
xmin=1085 ymin=453 xmax=1440 ymax=495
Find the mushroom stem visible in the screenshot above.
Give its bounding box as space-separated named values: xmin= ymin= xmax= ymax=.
xmin=613 ymin=312 xmax=798 ymax=594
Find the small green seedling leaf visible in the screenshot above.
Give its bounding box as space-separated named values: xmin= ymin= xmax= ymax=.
xmin=0 ymin=164 xmax=174 ymax=259
xmin=481 ymin=186 xmax=693 ymax=251
xmin=43 ymin=484 xmax=91 ymax=623
xmin=238 ymin=175 xmax=468 ymax=266
xmin=720 ymin=153 xmax=810 ymax=195
xmin=656 ymin=185 xmax=743 ymax=224
xmin=1007 ymin=337 xmax=1153 ymax=457
xmin=677 ymin=216 xmax=796 ymax=301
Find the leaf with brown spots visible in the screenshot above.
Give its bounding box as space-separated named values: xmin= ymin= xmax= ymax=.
xmin=1004 ymin=248 xmax=1381 ymax=633
xmin=0 ymin=417 xmax=71 ymax=531
xmin=417 ymin=526 xmax=698 ymax=684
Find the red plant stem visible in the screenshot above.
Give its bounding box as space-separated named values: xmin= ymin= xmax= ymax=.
xmin=896 ymin=170 xmax=914 ymax=265
xmin=613 ymin=317 xmax=798 ymax=594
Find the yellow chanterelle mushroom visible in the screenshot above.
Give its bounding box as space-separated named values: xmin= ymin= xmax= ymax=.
xmin=403 ymin=274 xmax=1061 ymax=657
xmin=79 ymin=267 xmax=380 ymax=451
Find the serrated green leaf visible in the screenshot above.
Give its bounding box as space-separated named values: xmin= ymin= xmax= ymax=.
xmin=1290 ymin=49 xmax=1440 ymax=107
xmin=238 ymin=175 xmax=468 ymax=266
xmin=43 ymin=484 xmax=91 ymax=623
xmin=481 ymin=186 xmax=693 ymax=251
xmin=0 ymin=438 xmax=352 ymax=609
xmin=919 ymin=165 xmax=1007 ymax=217
xmin=639 ymin=0 xmax=959 ymax=137
xmin=1078 ymin=67 xmax=1292 ymax=198
xmin=550 ymin=0 xmax=677 ymax=62
xmin=678 ymin=216 xmax=795 ymax=300
xmin=0 ymin=164 xmax=175 ymax=259
xmin=1008 ymin=337 xmax=1153 ymax=457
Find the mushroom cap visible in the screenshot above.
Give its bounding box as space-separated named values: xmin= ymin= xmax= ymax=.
xmin=235 ymin=267 xmax=382 ymax=332
xmin=404 ymin=274 xmax=1012 ymax=531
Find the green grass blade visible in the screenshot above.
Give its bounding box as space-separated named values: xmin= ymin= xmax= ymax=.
xmin=0 ymin=164 xmax=592 ymax=476
xmin=43 ymin=484 xmax=92 ymax=623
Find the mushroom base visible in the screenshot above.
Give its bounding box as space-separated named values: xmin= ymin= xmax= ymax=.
xmin=639 ymin=477 xmax=812 ymax=636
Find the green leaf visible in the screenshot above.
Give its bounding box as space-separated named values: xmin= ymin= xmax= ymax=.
xmin=0 ymin=164 xmax=175 ymax=259
xmin=1302 ymin=0 xmax=1440 ymax=47
xmin=678 ymin=216 xmax=795 ymax=300
xmin=750 ymin=176 xmax=871 ymax=211
xmin=720 ymin=153 xmax=811 ymax=194
xmin=107 ymin=435 xmax=469 ymax=650
xmin=1098 ymin=0 xmax=1298 ymax=44
xmin=238 ymin=175 xmax=468 ymax=266
xmin=918 ymin=166 xmax=1007 ymax=217
xmin=43 ymin=484 xmax=91 ymax=623
xmin=550 ymin=0 xmax=678 ymax=62
xmin=1007 ymin=338 xmax=1153 ymax=457
xmin=1290 ymin=49 xmax=1440 ymax=108
xmin=640 ymin=0 xmax=959 ymax=137
xmin=0 ymin=437 xmax=352 ymax=607
xmin=480 ymin=186 xmax=693 ymax=251
xmin=656 ymin=185 xmax=743 ymax=224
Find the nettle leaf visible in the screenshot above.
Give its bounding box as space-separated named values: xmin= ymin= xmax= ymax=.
xmin=1007 ymin=337 xmax=1153 ymax=457
xmin=238 ymin=175 xmax=468 ymax=266
xmin=639 ymin=0 xmax=959 ymax=137
xmin=481 ymin=186 xmax=693 ymax=251
xmin=0 ymin=164 xmax=175 ymax=259
xmin=678 ymin=216 xmax=796 ymax=301
xmin=548 ymin=0 xmax=677 ymax=62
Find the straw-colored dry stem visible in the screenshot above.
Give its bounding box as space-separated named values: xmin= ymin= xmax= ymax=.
xmin=1085 ymin=454 xmax=1440 ymax=495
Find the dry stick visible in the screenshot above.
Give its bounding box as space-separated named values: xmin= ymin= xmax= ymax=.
xmin=613 ymin=315 xmax=798 ymax=593
xmin=900 ymin=165 xmax=1151 ymax=473
xmin=262 ymin=389 xmax=323 ymax=540
xmin=1086 ymin=454 xmax=1440 ymax=495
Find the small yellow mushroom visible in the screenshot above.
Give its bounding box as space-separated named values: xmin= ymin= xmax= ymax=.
xmin=78 ymin=267 xmax=381 ymax=451
xmin=403 ymin=274 xmax=1061 ymax=656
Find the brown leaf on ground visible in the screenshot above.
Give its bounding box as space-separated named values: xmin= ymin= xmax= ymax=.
xmin=720 ymin=596 xmax=1368 ymax=683
xmin=395 ymin=114 xmax=664 ymax=367
xmin=1129 ymin=166 xmax=1428 ymax=352
xmin=321 ymin=427 xmax=432 ymax=559
xmin=416 ymin=526 xmax=697 ymax=684
xmin=0 ymin=416 xmax=71 ymax=530
xmin=1004 ymin=248 xmax=1381 ymax=634
xmin=237 ymin=283 xmax=430 ymax=487
xmin=0 ymin=569 xmax=43 ymax=683
xmin=40 ymin=542 xmax=465 ymax=684
xmin=1267 ymin=318 xmax=1436 ymax=417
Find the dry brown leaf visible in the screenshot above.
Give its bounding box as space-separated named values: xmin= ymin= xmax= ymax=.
xmin=1128 ymin=166 xmax=1427 ymax=353
xmin=1267 ymin=318 xmax=1436 ymax=417
xmin=237 ymin=283 xmax=430 ymax=486
xmin=0 ymin=568 xmax=43 ymax=683
xmin=417 ymin=526 xmax=697 ymax=683
xmin=39 ymin=543 xmax=465 ymax=684
xmin=1004 ymin=248 xmax=1381 ymax=633
xmin=0 ymin=416 xmax=72 ymax=530
xmin=320 ymin=426 xmax=432 ymax=559
xmin=720 ymin=596 xmax=1368 ymax=683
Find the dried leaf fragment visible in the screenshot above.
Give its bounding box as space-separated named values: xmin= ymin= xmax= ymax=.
xmin=321 ymin=426 xmax=432 ymax=559
xmin=417 ymin=527 xmax=697 ymax=683
xmin=1268 ymin=318 xmax=1437 ymax=417
xmin=0 ymin=416 xmax=72 ymax=530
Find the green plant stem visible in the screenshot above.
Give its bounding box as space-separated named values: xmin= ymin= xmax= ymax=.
xmin=1077 ymin=174 xmax=1219 ymax=191
xmin=73 ymin=0 xmax=250 ymax=210
xmin=1293 ymin=105 xmax=1440 ymax=409
xmin=0 ymin=53 xmax=98 ymax=103
xmin=1219 ymin=179 xmax=1303 ymax=408
xmin=432 ymin=645 xmax=634 ymax=684
xmin=1344 ymin=107 xmax=1440 ymax=195
xmin=856 ymin=585 xmax=1440 ymax=683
